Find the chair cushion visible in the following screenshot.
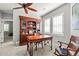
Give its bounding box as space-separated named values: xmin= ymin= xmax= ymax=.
xmin=56 ymin=48 xmax=68 ymax=55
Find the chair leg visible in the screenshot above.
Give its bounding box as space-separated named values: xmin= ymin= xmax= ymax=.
xmin=35 ymin=42 xmax=37 ymax=50
xmin=27 ymin=43 xmax=29 ymax=51
xmin=44 ymin=41 xmax=46 ymax=45
xmin=54 ymin=49 xmax=60 ymax=56
xmin=41 ymin=41 xmax=43 ymax=48
xmin=54 ymin=49 xmax=57 ymax=55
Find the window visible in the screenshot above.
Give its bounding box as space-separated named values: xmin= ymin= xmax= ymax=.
xmin=44 ymin=18 xmax=50 ymax=33
xmin=4 ymin=24 xmax=9 ymax=32
xmin=53 ymin=14 xmax=63 ymax=34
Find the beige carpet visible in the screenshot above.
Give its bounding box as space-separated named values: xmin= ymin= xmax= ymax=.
xmin=0 ymin=41 xmax=55 ymax=56
xmin=0 ymin=42 xmax=29 ymax=56
xmin=4 ymin=32 xmax=13 ymax=42
xmin=1 ymin=40 xmax=79 ymax=56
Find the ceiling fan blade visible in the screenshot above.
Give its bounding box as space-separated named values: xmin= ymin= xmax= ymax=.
xmin=24 ymin=8 xmax=28 ymax=14
xmin=13 ymin=7 xmax=23 ymax=9
xmin=28 ymin=7 xmax=37 ymax=12
xmin=18 ymin=3 xmax=23 ymax=6
xmin=25 ymin=3 xmax=32 ymax=7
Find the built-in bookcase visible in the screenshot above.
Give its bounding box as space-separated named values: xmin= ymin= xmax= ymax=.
xmin=19 ymin=16 xmax=40 ymax=45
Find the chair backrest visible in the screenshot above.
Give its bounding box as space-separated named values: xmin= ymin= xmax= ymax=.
xmin=67 ymin=35 xmax=79 ymax=55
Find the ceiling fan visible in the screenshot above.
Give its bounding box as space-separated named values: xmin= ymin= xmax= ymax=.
xmin=13 ymin=3 xmax=37 ymax=14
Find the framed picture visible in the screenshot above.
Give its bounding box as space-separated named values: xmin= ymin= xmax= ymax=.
xmin=72 ymin=3 xmax=79 ymax=30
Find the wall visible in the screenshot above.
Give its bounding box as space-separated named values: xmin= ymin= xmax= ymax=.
xmin=9 ymin=22 xmax=13 ymax=33
xmin=0 ymin=12 xmax=2 ymax=42
xmin=2 ymin=13 xmax=13 ymax=19
xmin=13 ymin=9 xmax=25 ymax=42
xmin=0 ymin=11 xmax=2 ymax=31
xmin=41 ymin=4 xmax=72 ymax=48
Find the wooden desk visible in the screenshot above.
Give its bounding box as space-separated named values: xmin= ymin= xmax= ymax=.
xmin=26 ymin=35 xmax=53 ymax=56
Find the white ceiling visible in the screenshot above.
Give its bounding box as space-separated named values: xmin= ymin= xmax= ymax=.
xmin=0 ymin=3 xmax=64 ymax=16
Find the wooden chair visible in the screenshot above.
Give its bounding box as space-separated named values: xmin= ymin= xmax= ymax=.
xmin=54 ymin=35 xmax=79 ymax=56
xmin=27 ymin=34 xmax=43 ymax=51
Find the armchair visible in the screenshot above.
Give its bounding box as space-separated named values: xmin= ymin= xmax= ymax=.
xmin=54 ymin=35 xmax=79 ymax=56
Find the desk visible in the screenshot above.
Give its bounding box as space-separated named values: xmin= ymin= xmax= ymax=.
xmin=26 ymin=35 xmax=53 ymax=56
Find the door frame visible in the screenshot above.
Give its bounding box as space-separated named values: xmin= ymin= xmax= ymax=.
xmin=1 ymin=19 xmax=13 ymax=42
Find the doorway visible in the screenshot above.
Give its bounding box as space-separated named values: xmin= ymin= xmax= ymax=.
xmin=4 ymin=21 xmax=13 ymax=42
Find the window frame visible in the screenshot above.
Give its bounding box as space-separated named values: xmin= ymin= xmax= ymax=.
xmin=4 ymin=23 xmax=9 ymax=32
xmin=44 ymin=18 xmax=51 ymax=34
xmin=52 ymin=13 xmax=64 ymax=35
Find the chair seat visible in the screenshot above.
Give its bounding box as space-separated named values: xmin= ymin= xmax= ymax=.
xmin=56 ymin=48 xmax=76 ymax=56
xmin=56 ymin=48 xmax=68 ymax=56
